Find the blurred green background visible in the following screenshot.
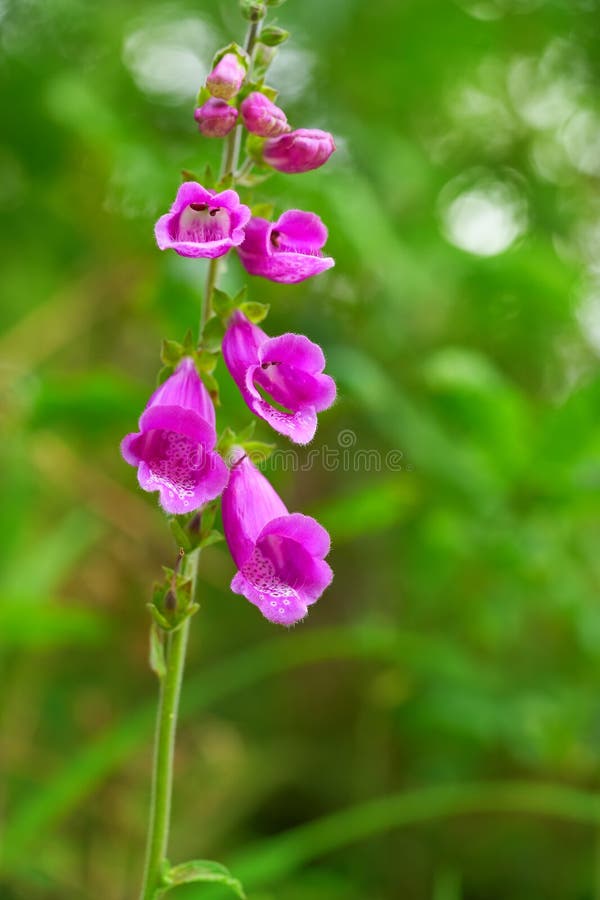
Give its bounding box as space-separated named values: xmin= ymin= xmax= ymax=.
xmin=2 ymin=0 xmax=600 ymax=897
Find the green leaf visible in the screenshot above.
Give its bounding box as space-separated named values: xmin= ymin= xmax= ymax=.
xmin=181 ymin=329 xmax=196 ymax=354
xmin=161 ymin=339 xmax=183 ymax=367
xmin=201 ymin=370 xmax=220 ymax=406
xmin=245 ymin=133 xmax=266 ymax=164
xmin=259 ymin=25 xmax=289 ymax=47
xmin=201 ymin=315 xmax=225 ymax=353
xmin=195 ymin=86 xmax=211 ymax=107
xmin=149 ymin=623 xmax=166 ymax=679
xmin=240 ymin=300 xmax=270 ymax=324
xmin=212 ymin=42 xmax=250 ymax=68
xmin=237 ymin=420 xmax=256 ymax=442
xmin=167 ymin=516 xmax=192 ymax=552
xmin=212 ymin=288 xmax=236 ymax=319
xmin=198 ymin=529 xmax=225 ymax=550
xmin=243 ymin=440 xmax=276 ymax=465
xmin=156 ymin=365 xmax=174 ymax=386
xmin=159 ymin=859 xmax=246 ymax=899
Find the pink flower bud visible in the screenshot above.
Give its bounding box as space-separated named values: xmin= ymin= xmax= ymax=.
xmin=263 ymin=128 xmax=336 ymax=174
xmin=194 ymin=98 xmax=238 ymax=137
xmin=240 ymin=92 xmax=289 ymax=137
xmin=206 ymin=53 xmax=246 ymax=100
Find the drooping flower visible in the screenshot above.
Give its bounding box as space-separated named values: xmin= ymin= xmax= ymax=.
xmin=240 ymin=92 xmax=289 ymax=137
xmin=222 ymin=452 xmax=333 ymax=626
xmin=206 ymin=52 xmax=246 ymax=100
xmin=222 ymin=310 xmax=336 ymax=444
xmin=236 ymin=210 xmax=334 ymax=284
xmin=263 ymin=128 xmax=336 ymax=174
xmin=194 ymin=98 xmax=238 ymax=137
xmin=121 ymin=358 xmax=229 ymax=514
xmin=155 ymin=182 xmax=251 ymax=259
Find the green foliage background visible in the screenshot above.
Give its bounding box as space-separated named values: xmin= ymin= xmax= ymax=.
xmin=2 ymin=0 xmax=600 ymax=897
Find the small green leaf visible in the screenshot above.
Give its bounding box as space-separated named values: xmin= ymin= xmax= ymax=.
xmin=156 ymin=365 xmax=174 ymax=387
xmin=237 ymin=420 xmax=256 ymax=442
xmin=213 ymin=288 xmax=236 ymax=318
xmin=246 ymin=133 xmax=266 ymax=163
xmin=160 ymin=859 xmax=246 ymax=899
xmin=149 ymin=623 xmax=166 ymax=679
xmin=199 ymin=529 xmax=225 ymax=550
xmin=195 ymin=349 xmax=219 ymax=374
xmin=181 ymin=168 xmax=202 ymax=182
xmin=161 ymin=339 xmax=183 ymax=367
xmin=212 ymin=41 xmax=250 ymax=68
xmin=240 ymin=300 xmax=270 ymax=324
xmin=181 ymin=329 xmax=196 ymax=354
xmin=201 ymin=370 xmax=220 ymax=406
xmin=167 ymin=516 xmax=192 ymax=552
xmin=243 ymin=440 xmax=276 ymax=464
xmin=259 ymin=25 xmax=289 ymax=46
xmin=202 ymin=315 xmax=225 ymax=352
xmin=195 ymin=86 xmax=211 ymax=107
xmin=266 ymin=0 xmax=287 ymax=6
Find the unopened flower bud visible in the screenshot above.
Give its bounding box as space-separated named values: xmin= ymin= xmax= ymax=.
xmin=206 ymin=53 xmax=246 ymax=100
xmin=263 ymin=128 xmax=336 ymax=174
xmin=194 ymin=99 xmax=238 ymax=137
xmin=240 ymin=0 xmax=266 ymax=22
xmin=240 ymin=92 xmax=289 ymax=138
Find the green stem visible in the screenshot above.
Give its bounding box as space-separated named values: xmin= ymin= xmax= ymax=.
xmin=139 ymin=552 xmax=198 ymax=900
xmin=200 ymin=257 xmax=220 ymax=334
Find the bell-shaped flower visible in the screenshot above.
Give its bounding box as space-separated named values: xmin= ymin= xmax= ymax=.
xmin=155 ymin=182 xmax=251 ymax=259
xmin=263 ymin=128 xmax=336 ymax=174
xmin=222 ymin=453 xmax=333 ymax=626
xmin=121 ymin=358 xmax=229 ymax=515
xmin=206 ymin=52 xmax=246 ymax=100
xmin=240 ymin=92 xmax=289 ymax=137
xmin=194 ymin=98 xmax=238 ymax=137
xmin=222 ymin=310 xmax=336 ymax=444
xmin=236 ymin=210 xmax=334 ymax=284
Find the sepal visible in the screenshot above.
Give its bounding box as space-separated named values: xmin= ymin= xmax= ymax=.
xmin=259 ymin=25 xmax=289 ymax=46
xmin=240 ymin=0 xmax=266 ymax=21
xmin=155 ymin=859 xmax=246 ymax=899
xmin=211 ymin=42 xmax=250 ymax=71
xmin=148 ymin=565 xmax=199 ymax=632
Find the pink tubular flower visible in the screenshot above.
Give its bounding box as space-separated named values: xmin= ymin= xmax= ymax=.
xmin=194 ymin=98 xmax=238 ymax=137
xmin=155 ymin=182 xmax=251 ymax=259
xmin=237 ymin=210 xmax=334 ymax=284
xmin=240 ymin=92 xmax=289 ymax=137
xmin=222 ymin=453 xmax=333 ymax=626
xmin=121 ymin=358 xmax=229 ymax=515
xmin=222 ymin=310 xmax=336 ymax=444
xmin=263 ymin=128 xmax=336 ymax=174
xmin=206 ymin=53 xmax=246 ymax=100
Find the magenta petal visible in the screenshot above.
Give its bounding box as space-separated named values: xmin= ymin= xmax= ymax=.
xmin=120 ymin=358 xmax=228 ymax=514
xmin=147 ymin=358 xmax=217 ymax=429
xmin=223 ymin=312 xmax=336 ymax=444
xmin=222 ymin=457 xmax=333 ymax=627
xmin=276 ymin=210 xmax=328 ymax=251
xmin=259 ymin=513 xmax=331 ymax=558
xmin=221 ymin=455 xmax=288 ymax=567
xmin=236 ymin=211 xmax=334 ymax=285
xmin=155 ymin=182 xmax=251 ymax=259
